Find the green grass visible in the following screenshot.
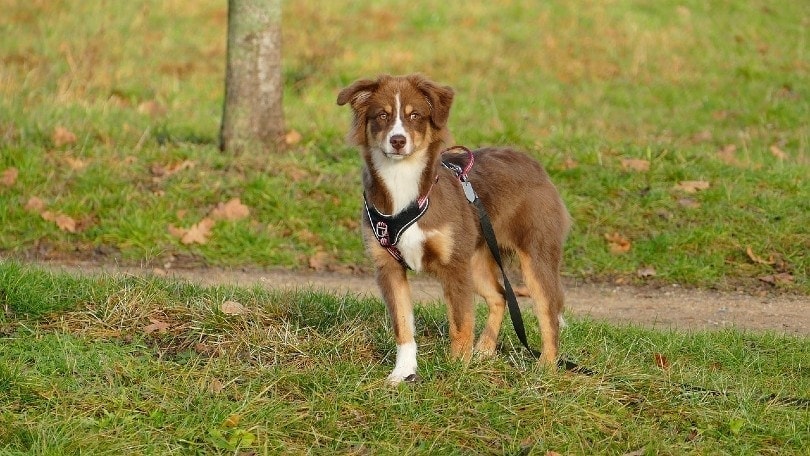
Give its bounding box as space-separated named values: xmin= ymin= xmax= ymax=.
xmin=1 ymin=0 xmax=808 ymax=291
xmin=1 ymin=260 xmax=808 ymax=454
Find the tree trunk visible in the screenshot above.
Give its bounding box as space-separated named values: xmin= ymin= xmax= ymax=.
xmin=220 ymin=0 xmax=284 ymax=153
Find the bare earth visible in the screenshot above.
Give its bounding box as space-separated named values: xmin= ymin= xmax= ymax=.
xmin=40 ymin=261 xmax=809 ymax=335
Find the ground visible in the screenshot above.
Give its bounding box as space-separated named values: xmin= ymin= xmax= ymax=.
xmin=39 ymin=260 xmax=809 ymax=335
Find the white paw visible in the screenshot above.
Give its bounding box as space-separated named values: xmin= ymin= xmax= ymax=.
xmin=387 ymin=342 xmax=418 ymax=385
xmin=386 ymin=370 xmax=419 ymax=386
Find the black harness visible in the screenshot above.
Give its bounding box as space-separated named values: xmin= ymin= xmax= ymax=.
xmin=363 ymin=194 xmax=430 ymax=267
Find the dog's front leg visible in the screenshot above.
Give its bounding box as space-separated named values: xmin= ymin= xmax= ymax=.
xmin=376 ymin=260 xmax=418 ymax=385
xmin=437 ymin=268 xmax=475 ymax=361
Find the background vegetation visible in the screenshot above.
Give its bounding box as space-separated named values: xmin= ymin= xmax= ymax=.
xmin=1 ymin=0 xmax=808 ymax=291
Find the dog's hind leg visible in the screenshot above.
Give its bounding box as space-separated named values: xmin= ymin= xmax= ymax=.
xmin=471 ymin=248 xmax=506 ymax=357
xmin=516 ymin=249 xmax=564 ymax=366
xmin=376 ymin=261 xmax=418 ymax=385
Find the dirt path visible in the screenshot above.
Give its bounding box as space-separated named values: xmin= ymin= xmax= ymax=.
xmin=39 ymin=261 xmax=809 ymax=335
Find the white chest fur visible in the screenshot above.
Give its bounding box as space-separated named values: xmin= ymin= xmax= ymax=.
xmin=371 ymin=146 xmax=430 ymax=271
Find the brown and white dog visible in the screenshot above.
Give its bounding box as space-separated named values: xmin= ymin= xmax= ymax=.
xmin=337 ymin=74 xmax=570 ymax=384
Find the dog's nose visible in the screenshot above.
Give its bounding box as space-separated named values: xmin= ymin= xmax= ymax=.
xmin=389 ymin=135 xmax=406 ymax=151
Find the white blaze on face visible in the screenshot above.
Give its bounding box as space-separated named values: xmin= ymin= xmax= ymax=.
xmin=384 ymin=93 xmax=411 ymax=157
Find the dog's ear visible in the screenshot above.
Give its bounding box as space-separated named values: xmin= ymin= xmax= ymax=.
xmin=337 ymin=78 xmax=379 ymax=110
xmin=337 ymin=78 xmax=382 ymax=146
xmin=410 ymin=75 xmax=455 ymax=129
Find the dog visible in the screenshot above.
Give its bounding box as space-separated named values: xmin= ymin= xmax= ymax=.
xmin=337 ymin=74 xmax=570 ymax=384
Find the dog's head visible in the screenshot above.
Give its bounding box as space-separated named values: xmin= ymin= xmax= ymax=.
xmin=337 ymin=74 xmax=454 ymax=161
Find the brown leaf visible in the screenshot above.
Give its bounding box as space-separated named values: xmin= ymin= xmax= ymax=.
xmin=308 ymin=251 xmax=330 ymax=271
xmin=562 ymin=157 xmax=578 ymax=170
xmin=673 ymin=180 xmax=710 ymax=193
xmin=220 ymin=300 xmax=246 ymax=316
xmin=151 ymin=160 xmax=195 ymax=178
xmin=167 ymin=224 xmax=187 ymax=239
xmin=758 ymin=273 xmax=794 ymax=286
xmin=143 ymin=317 xmax=171 ymax=334
xmin=636 ymin=266 xmax=657 ymax=278
xmin=64 ymin=156 xmax=87 ymax=170
xmin=41 ymin=211 xmax=77 ymax=232
xmin=769 ymin=145 xmax=787 ymax=160
xmin=1 ymin=167 xmax=18 ymax=187
xmin=691 ymin=130 xmax=712 ymax=143
xmin=620 ymin=158 xmax=650 ymax=172
xmin=677 ymin=197 xmax=701 ymax=209
xmin=210 ymin=198 xmax=250 ymax=221
xmin=208 ymin=378 xmax=225 ymax=394
xmin=223 ymin=414 xmax=242 ymax=428
xmin=654 ymin=353 xmax=670 ymax=370
xmin=52 ymin=126 xmax=77 ymax=147
xmin=604 ymin=232 xmax=631 ymax=254
xmin=745 ymin=246 xmax=775 ymax=266
xmin=285 ymin=129 xmax=302 ymax=145
xmin=25 ymin=196 xmax=46 ymax=213
xmin=137 ymin=100 xmax=167 ymax=117
xmin=717 ymin=144 xmax=740 ymax=166
xmin=180 ymin=218 xmax=215 ymax=245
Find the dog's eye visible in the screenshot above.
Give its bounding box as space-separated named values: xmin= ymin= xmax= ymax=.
xmin=408 ymin=112 xmax=421 ymax=121
xmin=377 ymin=112 xmax=389 ymax=121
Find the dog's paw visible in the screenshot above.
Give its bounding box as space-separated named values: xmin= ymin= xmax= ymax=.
xmin=386 ymin=370 xmax=420 ymax=386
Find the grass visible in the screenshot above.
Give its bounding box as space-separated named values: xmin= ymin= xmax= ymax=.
xmin=1 ymin=260 xmax=808 ymax=454
xmin=0 ymin=0 xmax=807 ymax=292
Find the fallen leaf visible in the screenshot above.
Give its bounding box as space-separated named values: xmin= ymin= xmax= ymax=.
xmin=1 ymin=167 xmax=18 ymax=187
xmin=151 ymin=160 xmax=195 ymax=178
xmin=220 ymin=300 xmax=246 ymax=315
xmin=210 ymin=198 xmax=250 ymax=221
xmin=138 ymin=100 xmax=167 ymax=117
xmin=167 ymin=224 xmax=187 ymax=239
xmin=637 ymin=266 xmax=657 ymax=278
xmin=673 ymin=180 xmax=710 ymax=193
xmin=677 ymin=197 xmax=701 ymax=209
xmin=758 ymin=273 xmax=793 ymax=286
xmin=562 ymin=157 xmax=578 ymax=170
xmin=620 ymin=158 xmax=650 ymax=172
xmin=604 ymin=232 xmax=631 ymax=254
xmin=745 ymin=246 xmax=775 ymax=266
xmin=180 ymin=218 xmax=215 ymax=245
xmin=223 ymin=414 xmax=242 ymax=428
xmin=717 ymin=144 xmax=740 ymax=166
xmin=769 ymin=145 xmax=787 ymax=160
xmin=64 ymin=156 xmax=87 ymax=170
xmin=654 ymin=353 xmax=670 ymax=370
xmin=52 ymin=126 xmax=77 ymax=147
xmin=208 ymin=378 xmax=225 ymax=394
xmin=691 ymin=130 xmax=712 ymax=143
xmin=41 ymin=211 xmax=77 ymax=232
xmin=25 ymin=196 xmax=46 ymax=213
xmin=143 ymin=318 xmax=171 ymax=334
xmin=285 ymin=129 xmax=302 ymax=145
xmin=308 ymin=251 xmax=330 ymax=271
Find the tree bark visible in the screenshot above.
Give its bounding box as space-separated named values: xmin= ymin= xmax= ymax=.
xmin=220 ymin=0 xmax=285 ymax=153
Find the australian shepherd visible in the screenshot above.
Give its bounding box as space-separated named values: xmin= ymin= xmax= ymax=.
xmin=337 ymin=74 xmax=570 ymax=384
